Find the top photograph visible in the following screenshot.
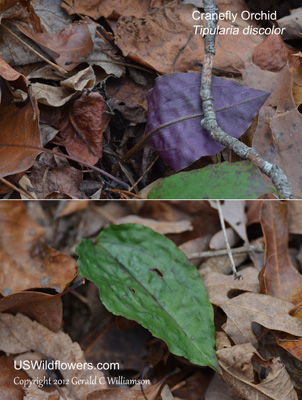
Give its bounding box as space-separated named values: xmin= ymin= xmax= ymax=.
xmin=0 ymin=0 xmax=301 ymax=199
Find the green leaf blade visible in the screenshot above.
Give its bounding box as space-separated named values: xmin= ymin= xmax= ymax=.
xmin=147 ymin=161 xmax=278 ymax=199
xmin=76 ymin=224 xmax=217 ymax=369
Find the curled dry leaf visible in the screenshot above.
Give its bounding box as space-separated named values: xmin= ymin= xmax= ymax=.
xmin=0 ymin=201 xmax=77 ymax=294
xmin=58 ymin=91 xmax=111 ymax=165
xmin=217 ymin=341 xmax=298 ymax=400
xmin=0 ymin=313 xmax=107 ymax=399
xmin=117 ymin=215 xmax=193 ymax=235
xmin=0 ymin=58 xmax=41 ymax=181
xmin=259 ymin=201 xmax=302 ymax=305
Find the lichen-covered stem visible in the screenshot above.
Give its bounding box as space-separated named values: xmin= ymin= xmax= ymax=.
xmin=199 ymin=0 xmax=292 ymax=198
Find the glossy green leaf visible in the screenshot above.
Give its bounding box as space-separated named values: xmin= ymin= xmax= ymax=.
xmin=148 ymin=161 xmax=277 ymax=199
xmin=76 ymin=223 xmax=217 ymax=369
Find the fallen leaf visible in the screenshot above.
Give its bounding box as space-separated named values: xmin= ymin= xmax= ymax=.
xmin=147 ymin=162 xmax=276 ymax=199
xmin=217 ymin=341 xmax=298 ymax=400
xmin=31 ymin=66 xmax=96 ymax=107
xmin=146 ymin=73 xmax=269 ymax=171
xmin=114 ymin=3 xmax=262 ymax=75
xmin=0 ymin=57 xmax=41 ymax=179
xmin=209 ymin=227 xmax=239 ymax=250
xmin=0 ymin=355 xmax=29 ymax=400
xmin=61 ymin=0 xmax=152 ymax=20
xmin=0 ymin=201 xmax=77 ymax=294
xmin=77 ymin=223 xmax=217 ymax=369
xmin=219 ymin=292 xmax=302 ymax=346
xmin=259 ymin=201 xmax=302 ymax=305
xmin=58 ymin=91 xmax=111 ymax=165
xmin=204 ymin=267 xmax=260 ymax=305
xmin=253 ymin=33 xmax=296 ymax=72
xmin=117 ymin=215 xmax=193 ymax=235
xmin=209 ymin=200 xmax=248 ymax=243
xmin=17 ymin=21 xmax=95 ymax=72
xmin=277 ymin=8 xmax=302 ymax=40
xmin=86 ymin=381 xmax=162 ymax=400
xmin=253 ymin=66 xmax=302 ymax=197
xmin=0 ymin=313 xmax=107 ymax=399
xmin=29 ymin=152 xmax=84 ymax=199
xmin=0 ymin=291 xmax=63 ymax=332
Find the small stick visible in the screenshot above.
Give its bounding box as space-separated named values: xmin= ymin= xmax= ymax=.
xmin=216 ymin=200 xmax=241 ymax=279
xmin=199 ymin=0 xmax=292 ymax=198
xmin=0 ymin=177 xmax=35 ymax=199
xmin=188 ymin=243 xmax=263 ymax=259
xmin=2 ymin=23 xmax=68 ymax=75
xmin=129 ymin=156 xmax=159 ymax=192
xmin=0 ymin=143 xmax=129 ymax=190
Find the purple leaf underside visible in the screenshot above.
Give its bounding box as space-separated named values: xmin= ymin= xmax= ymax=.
xmin=146 ymin=73 xmax=270 ymax=171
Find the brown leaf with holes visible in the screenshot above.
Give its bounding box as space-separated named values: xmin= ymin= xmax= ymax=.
xmin=0 ymin=201 xmax=77 ymax=295
xmin=0 ymin=57 xmax=41 ymax=181
xmin=259 ymin=201 xmax=302 ymax=306
xmin=217 ymin=340 xmax=298 ymax=400
xmin=57 ymin=92 xmax=111 ymax=165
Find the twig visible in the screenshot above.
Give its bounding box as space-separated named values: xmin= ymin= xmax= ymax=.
xmin=216 ymin=200 xmax=241 ymax=279
xmin=0 ymin=143 xmax=129 ymax=190
xmin=129 ymin=156 xmax=159 ymax=192
xmin=2 ymin=23 xmax=68 ymax=75
xmin=0 ymin=177 xmax=35 ymax=199
xmin=200 ymin=0 xmax=292 ymax=199
xmin=188 ymin=243 xmax=264 ymax=259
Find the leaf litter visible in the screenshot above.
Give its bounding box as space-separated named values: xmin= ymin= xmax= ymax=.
xmin=1 ymin=200 xmax=302 ymax=398
xmin=0 ymin=0 xmax=301 ymax=198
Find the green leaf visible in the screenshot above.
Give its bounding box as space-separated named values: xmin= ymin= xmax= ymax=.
xmin=147 ymin=161 xmax=277 ymax=199
xmin=76 ymin=223 xmax=217 ymax=369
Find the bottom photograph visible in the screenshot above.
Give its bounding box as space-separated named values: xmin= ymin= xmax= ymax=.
xmin=1 ymin=200 xmax=302 ymax=400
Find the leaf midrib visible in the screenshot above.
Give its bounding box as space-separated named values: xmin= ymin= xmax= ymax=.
xmin=94 ymin=240 xmax=215 ymax=367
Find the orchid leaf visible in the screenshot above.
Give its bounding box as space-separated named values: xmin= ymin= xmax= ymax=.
xmin=76 ymin=223 xmax=217 ymax=369
xmin=146 ymin=73 xmax=270 ymax=171
xmin=147 ymin=161 xmax=277 ymax=199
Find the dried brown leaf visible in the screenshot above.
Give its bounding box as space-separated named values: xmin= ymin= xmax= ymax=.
xmin=0 ymin=58 xmax=41 ymax=180
xmin=0 ymin=201 xmax=77 ymax=294
xmin=259 ymin=201 xmax=302 ymax=305
xmin=217 ymin=341 xmax=298 ymax=400
xmin=0 ymin=291 xmax=62 ymax=332
xmin=0 ymin=313 xmax=107 ymax=399
xmin=17 ymin=22 xmax=94 ymax=72
xmin=58 ymin=92 xmax=111 ymax=165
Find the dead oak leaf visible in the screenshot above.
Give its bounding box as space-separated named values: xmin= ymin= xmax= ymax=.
xmin=217 ymin=341 xmax=298 ymax=400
